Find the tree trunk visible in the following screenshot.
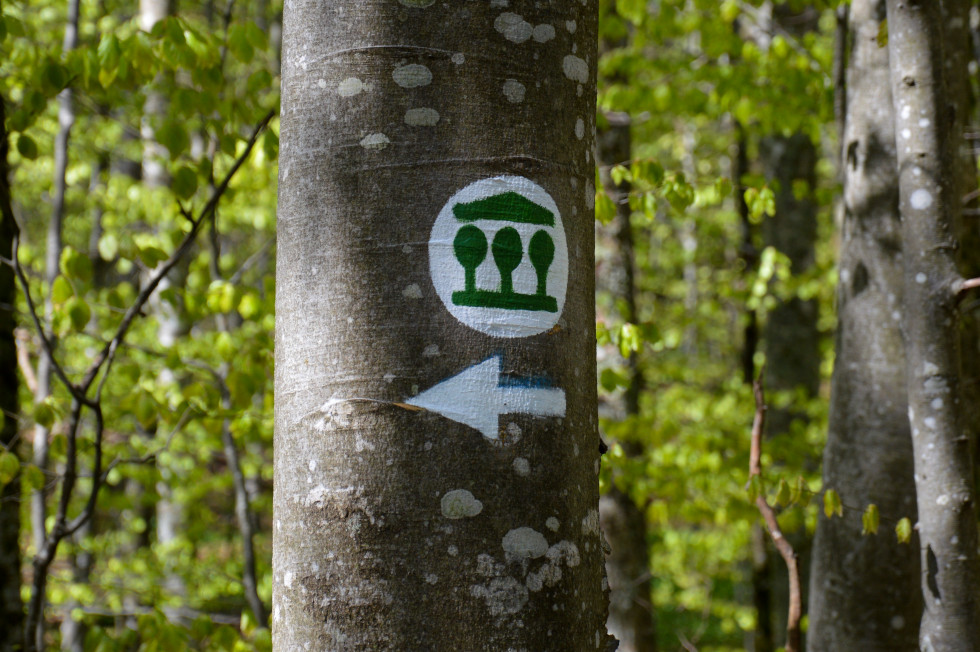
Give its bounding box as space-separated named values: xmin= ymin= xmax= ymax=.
xmin=886 ymin=1 xmax=980 ymax=649
xmin=808 ymin=2 xmax=922 ymax=648
xmin=274 ymin=2 xmax=605 ymax=649
xmin=597 ymin=114 xmax=657 ymax=652
xmin=0 ymin=94 xmax=24 ymax=652
xmin=758 ymin=130 xmax=819 ymax=646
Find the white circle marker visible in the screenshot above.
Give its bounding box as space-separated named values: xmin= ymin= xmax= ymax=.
xmin=429 ymin=176 xmax=568 ymax=338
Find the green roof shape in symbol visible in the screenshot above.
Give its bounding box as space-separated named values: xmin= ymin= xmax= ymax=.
xmin=451 ymin=192 xmax=558 ymax=313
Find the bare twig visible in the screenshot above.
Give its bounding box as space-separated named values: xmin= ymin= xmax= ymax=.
xmin=957 ymin=277 xmax=980 ymax=298
xmin=748 ymin=370 xmax=801 ymax=652
xmin=14 ymin=328 xmax=38 ymax=394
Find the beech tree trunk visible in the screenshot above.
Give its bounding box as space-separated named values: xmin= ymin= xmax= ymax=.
xmin=885 ymin=1 xmax=980 ymax=649
xmin=0 ymin=95 xmax=23 ymax=652
xmin=597 ymin=114 xmax=657 ymax=652
xmin=808 ymin=1 xmax=922 ymax=648
xmin=274 ymin=2 xmax=605 ymax=650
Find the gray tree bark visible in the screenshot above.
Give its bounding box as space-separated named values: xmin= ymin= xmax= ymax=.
xmin=274 ymin=2 xmax=605 ymax=649
xmin=886 ymin=1 xmax=980 ymax=649
xmin=0 ymin=94 xmax=24 ymax=652
xmin=597 ymin=114 xmax=657 ymax=652
xmin=808 ymin=2 xmax=922 ymax=649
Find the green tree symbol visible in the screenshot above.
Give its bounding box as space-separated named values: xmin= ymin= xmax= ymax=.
xmin=528 ymin=230 xmax=555 ymax=297
xmin=492 ymin=227 xmax=523 ymax=295
xmin=453 ymin=225 xmax=488 ymax=294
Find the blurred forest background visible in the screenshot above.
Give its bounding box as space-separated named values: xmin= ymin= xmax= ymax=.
xmin=1 ymin=0 xmax=978 ymax=650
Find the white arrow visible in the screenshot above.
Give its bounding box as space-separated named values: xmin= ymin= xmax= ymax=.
xmin=406 ymin=354 xmax=566 ymax=440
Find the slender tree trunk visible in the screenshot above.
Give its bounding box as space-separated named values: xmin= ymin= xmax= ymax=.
xmin=27 ymin=3 xmax=79 ymax=647
xmin=808 ymin=2 xmax=922 ymax=648
xmin=758 ymin=130 xmax=819 ymax=646
xmin=885 ymin=1 xmax=980 ymax=649
xmin=274 ymin=2 xmax=604 ymax=649
xmin=597 ymin=113 xmax=657 ymax=652
xmin=0 ymin=94 xmax=24 ymax=652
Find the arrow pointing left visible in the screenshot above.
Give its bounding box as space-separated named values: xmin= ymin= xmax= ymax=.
xmin=406 ymin=354 xmax=565 ymax=441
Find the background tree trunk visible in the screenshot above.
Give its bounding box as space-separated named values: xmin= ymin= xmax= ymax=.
xmin=0 ymin=94 xmax=24 ymax=652
xmin=808 ymin=1 xmax=922 ymax=648
xmin=598 ymin=113 xmax=657 ymax=652
xmin=274 ymin=2 xmax=605 ymax=649
xmin=886 ymin=1 xmax=980 ymax=649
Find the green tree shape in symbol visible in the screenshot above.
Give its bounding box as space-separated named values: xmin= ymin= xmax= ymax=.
xmin=528 ymin=230 xmax=555 ymax=297
xmin=492 ymin=227 xmax=523 ymax=295
xmin=453 ymin=224 xmax=488 ymax=293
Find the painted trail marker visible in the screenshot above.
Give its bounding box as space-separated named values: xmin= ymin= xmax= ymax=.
xmin=430 ymin=176 xmax=568 ymax=338
xmin=406 ymin=354 xmax=566 ymax=441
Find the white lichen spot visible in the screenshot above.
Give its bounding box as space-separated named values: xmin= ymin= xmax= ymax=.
xmin=924 ymin=417 xmax=937 ymax=430
xmin=338 ymin=77 xmax=371 ymax=97
xmin=494 ymin=12 xmax=533 ymax=43
xmin=448 ymin=544 xmax=458 ymax=556
xmin=490 ymin=0 xmax=508 ymax=6
xmin=891 ymin=615 xmax=906 ymax=630
xmin=441 ymin=489 xmax=484 ymax=519
xmin=399 ymin=0 xmax=435 ymax=6
xmin=919 ymin=118 xmax=931 ymax=128
xmin=566 ymin=20 xmax=577 ymax=33
xmin=532 ymin=24 xmax=556 ymax=42
xmin=575 ymin=118 xmax=585 ymax=140
xmin=470 ymin=576 xmax=528 ymax=615
xmin=937 ymin=494 xmax=951 ymax=506
xmin=425 ymin=573 xmax=439 ymax=584
xmin=405 ymin=107 xmax=440 ymax=126
xmin=512 ymin=457 xmax=530 ymax=476
xmin=284 ymin=571 xmax=294 ymax=588
xmin=384 ymin=373 xmax=396 ymax=383
xmin=505 ymin=422 xmax=522 ymax=442
xmin=308 ymin=459 xmax=317 ymax=472
xmin=585 ymin=181 xmax=596 ymax=210
xmin=503 ymin=79 xmax=526 ymax=103
xmin=423 ymin=344 xmax=440 ymax=357
xmin=932 ymin=398 xmax=944 ymax=409
xmin=393 ymin=64 xmax=433 ymax=88
xmin=901 ymin=128 xmax=911 ymax=140
xmin=452 ymin=52 xmax=465 ymax=65
xmin=402 ymin=244 xmax=413 ymax=254
xmin=546 ymin=517 xmax=560 ymax=531
xmin=913 ymin=166 xmax=922 ymax=176
xmin=360 ymin=133 xmax=390 ymax=150
xmin=502 ymin=527 xmax=549 ymax=561
xmin=402 ymin=283 xmax=424 ymax=299
xmin=901 ymin=104 xmax=911 ymax=119
xmin=581 ymin=509 xmax=600 ymax=536
xmin=317 ymin=78 xmax=327 ymax=89
xmin=923 ymin=361 xmax=940 ymax=376
xmin=910 ymin=189 xmax=933 ymax=210
xmin=563 ymin=55 xmax=589 ymax=83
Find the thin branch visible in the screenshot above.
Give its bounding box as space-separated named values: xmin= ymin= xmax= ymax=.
xmin=79 ymin=109 xmax=275 ymax=393
xmin=14 ymin=328 xmax=38 ymax=394
xmin=957 ymin=277 xmax=980 ymax=297
xmin=749 ymin=370 xmax=802 ymax=652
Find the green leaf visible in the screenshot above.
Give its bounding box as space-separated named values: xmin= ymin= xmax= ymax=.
xmin=595 ymin=191 xmax=616 ymax=225
xmin=51 ymin=276 xmax=74 ymax=304
xmin=618 ymin=323 xmax=641 ymax=357
xmin=227 ymin=24 xmax=254 ymax=63
xmin=896 ymin=517 xmax=913 ymax=544
xmin=65 ymin=297 xmax=91 ymax=331
xmin=172 ymin=166 xmax=198 ymax=200
xmin=156 ymin=122 xmax=189 ymax=160
xmin=98 ymin=233 xmax=119 ymax=260
xmin=60 ymin=246 xmax=94 ymax=283
xmin=22 ymin=465 xmax=45 ymax=491
xmin=775 ymin=478 xmax=791 ymax=507
xmin=823 ymin=489 xmax=843 ymax=518
xmin=862 ymin=504 xmax=879 ymax=535
xmin=34 ymin=402 xmax=56 ymax=429
xmin=876 ymin=19 xmax=888 ymax=48
xmin=0 ymin=451 xmax=19 ymax=485
xmin=97 ymin=34 xmax=122 ymax=87
xmin=610 ymin=164 xmax=632 ymax=186
xmin=16 ymin=134 xmax=38 ymax=160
